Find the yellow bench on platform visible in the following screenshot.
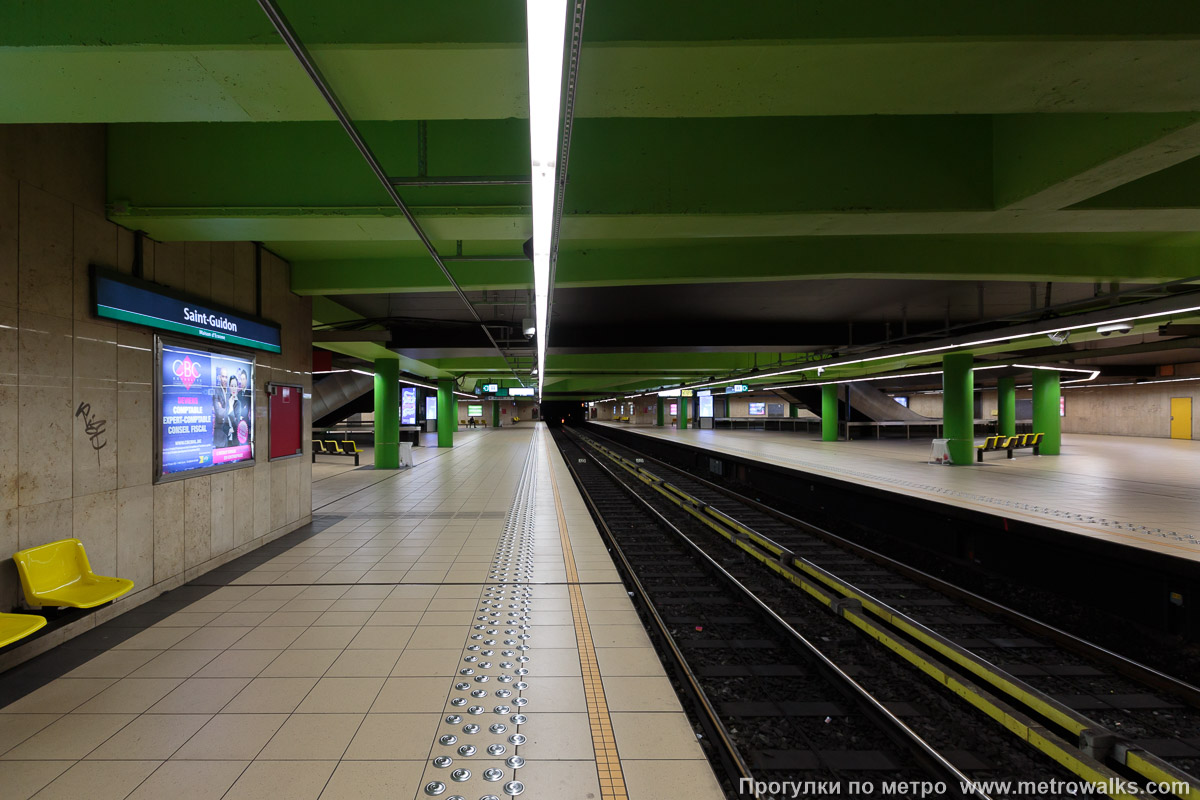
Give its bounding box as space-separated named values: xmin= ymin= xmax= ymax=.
xmin=0 ymin=613 xmax=46 ymax=647
xmin=13 ymin=539 xmax=134 ymax=609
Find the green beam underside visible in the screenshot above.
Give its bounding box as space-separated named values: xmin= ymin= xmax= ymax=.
xmin=290 ymin=236 xmax=1200 ymax=294
xmin=294 ymin=258 xmax=533 ymax=294
xmin=10 ymin=41 xmax=1200 ymax=123
xmin=120 ymin=207 xmax=1200 ymax=249
xmin=994 ymin=114 xmax=1200 ymax=210
xmin=310 ymin=295 xmax=448 ymax=378
xmin=7 ymin=2 xmax=1200 ymax=48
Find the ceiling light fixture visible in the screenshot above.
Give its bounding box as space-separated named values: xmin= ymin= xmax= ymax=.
xmin=525 ymin=0 xmax=569 ymax=401
xmin=678 ymin=302 xmax=1200 ymax=393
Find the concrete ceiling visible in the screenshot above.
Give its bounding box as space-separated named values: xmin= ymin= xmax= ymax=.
xmin=7 ymin=0 xmax=1200 ymax=395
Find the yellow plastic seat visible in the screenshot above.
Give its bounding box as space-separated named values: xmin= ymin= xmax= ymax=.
xmin=13 ymin=539 xmax=134 ymax=609
xmin=342 ymin=439 xmax=362 ymax=454
xmin=0 ymin=613 xmax=46 ymax=648
xmin=324 ymin=440 xmax=345 ymax=454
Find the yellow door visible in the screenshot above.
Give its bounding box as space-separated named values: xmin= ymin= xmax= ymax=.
xmin=1170 ymin=397 xmax=1192 ymax=439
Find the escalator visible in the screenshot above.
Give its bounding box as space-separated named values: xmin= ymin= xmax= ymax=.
xmin=312 ymin=371 xmax=374 ymax=428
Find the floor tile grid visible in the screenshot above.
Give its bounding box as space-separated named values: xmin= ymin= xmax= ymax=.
xmin=0 ymin=434 xmax=536 ymax=799
xmin=543 ymin=432 xmax=628 ymax=800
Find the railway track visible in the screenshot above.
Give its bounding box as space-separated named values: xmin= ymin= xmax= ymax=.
xmin=558 ymin=426 xmax=1200 ymax=800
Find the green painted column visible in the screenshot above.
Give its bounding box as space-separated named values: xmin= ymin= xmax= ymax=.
xmin=436 ymin=379 xmax=455 ymax=448
xmin=1031 ymin=369 xmax=1061 ymax=455
xmin=821 ymin=385 xmax=838 ymax=442
xmin=678 ymin=396 xmax=688 ymax=429
xmin=372 ymin=359 xmax=400 ymax=469
xmin=997 ymin=377 xmax=1016 ymax=438
xmin=789 ymin=403 xmax=799 ymax=418
xmin=942 ymin=353 xmax=974 ymax=465
xmin=492 ymin=399 xmax=500 ymax=428
xmin=656 ymin=396 xmax=664 ymax=426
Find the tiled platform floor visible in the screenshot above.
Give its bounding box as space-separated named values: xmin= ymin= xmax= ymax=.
xmin=0 ymin=425 xmax=723 ymax=800
xmin=597 ymin=423 xmax=1200 ymax=561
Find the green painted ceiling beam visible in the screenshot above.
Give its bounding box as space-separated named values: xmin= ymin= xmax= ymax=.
xmin=994 ymin=114 xmax=1200 ymax=210
xmin=311 ymin=295 xmax=449 ymax=378
xmin=7 ymin=1 xmax=1200 ymax=47
xmin=290 ymin=236 xmax=1200 ymax=294
xmin=8 ymin=41 xmax=1200 ymax=122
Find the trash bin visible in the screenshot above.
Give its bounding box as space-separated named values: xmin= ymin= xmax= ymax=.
xmin=399 ymin=442 xmax=414 ymax=468
xmin=929 ymin=438 xmax=951 ymax=465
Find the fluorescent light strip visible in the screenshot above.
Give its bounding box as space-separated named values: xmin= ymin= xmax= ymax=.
xmin=526 ymin=0 xmax=569 ymax=400
xmin=675 ymin=303 xmax=1200 ymax=392
xmin=762 ymin=364 xmax=1100 ymax=392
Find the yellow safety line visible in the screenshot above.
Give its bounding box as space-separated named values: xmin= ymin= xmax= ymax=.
xmin=545 ymin=439 xmax=629 ymax=800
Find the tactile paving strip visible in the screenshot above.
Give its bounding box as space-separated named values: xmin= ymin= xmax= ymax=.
xmin=421 ymin=448 xmax=539 ymax=800
xmin=545 ymin=438 xmax=629 ymax=800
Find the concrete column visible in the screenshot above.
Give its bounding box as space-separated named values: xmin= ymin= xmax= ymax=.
xmin=997 ymin=377 xmax=1016 ymax=438
xmin=1031 ymin=369 xmax=1061 ymax=455
xmin=678 ymin=396 xmax=688 ymax=429
xmin=373 ymin=358 xmax=400 ymax=469
xmin=656 ymin=396 xmax=664 ymax=427
xmin=942 ymin=353 xmax=974 ymax=464
xmin=821 ymin=384 xmax=838 ymax=442
xmin=437 ymin=379 xmax=455 ymax=447
xmin=492 ymin=399 xmax=500 ymax=428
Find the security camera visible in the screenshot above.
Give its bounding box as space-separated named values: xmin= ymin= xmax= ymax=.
xmin=1096 ymin=322 xmax=1132 ymax=336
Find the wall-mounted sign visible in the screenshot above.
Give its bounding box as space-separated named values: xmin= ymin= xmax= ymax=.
xmin=401 ymin=387 xmax=417 ymax=425
xmin=726 ymin=384 xmax=749 ymax=393
xmin=482 ymin=383 xmax=499 ymax=393
xmin=509 ymin=387 xmax=535 ymax=396
xmin=93 ymin=266 xmax=281 ymax=353
xmin=696 ymin=389 xmax=712 ymax=396
xmin=467 ymin=404 xmax=484 ymax=418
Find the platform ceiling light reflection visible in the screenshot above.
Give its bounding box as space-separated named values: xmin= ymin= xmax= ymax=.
xmin=526 ymin=0 xmax=569 ymax=400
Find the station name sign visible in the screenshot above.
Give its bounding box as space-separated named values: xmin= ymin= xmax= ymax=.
xmin=92 ymin=266 xmax=282 ymax=353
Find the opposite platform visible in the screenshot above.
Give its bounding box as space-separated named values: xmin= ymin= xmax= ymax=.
xmin=0 ymin=425 xmax=723 ymax=800
xmin=594 ymin=423 xmax=1200 ymax=562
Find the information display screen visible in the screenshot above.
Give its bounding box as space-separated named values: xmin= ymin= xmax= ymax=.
xmin=748 ymin=402 xmax=766 ymax=416
xmin=159 ymin=340 xmax=255 ymax=479
xmin=401 ymin=387 xmax=417 ymax=425
xmin=467 ymin=404 xmax=483 ymax=418
xmin=426 ymin=395 xmax=438 ymax=420
xmin=699 ymin=395 xmax=714 ymax=417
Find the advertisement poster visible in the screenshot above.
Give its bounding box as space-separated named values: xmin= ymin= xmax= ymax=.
xmin=161 ymin=342 xmax=255 ymax=476
xmin=698 ymin=395 xmax=714 ymax=417
xmin=426 ymin=395 xmax=438 ymax=420
xmin=468 ymin=404 xmax=483 ymax=418
xmin=748 ymin=402 xmax=766 ymax=416
xmin=401 ymin=387 xmax=417 ymax=425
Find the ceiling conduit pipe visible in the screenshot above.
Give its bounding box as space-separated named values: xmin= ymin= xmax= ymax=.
xmin=255 ymin=0 xmax=525 ymax=385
